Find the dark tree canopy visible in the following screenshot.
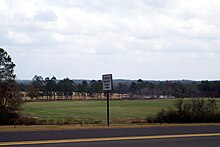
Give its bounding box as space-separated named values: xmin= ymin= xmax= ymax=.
xmin=0 ymin=48 xmax=15 ymax=80
xmin=0 ymin=48 xmax=22 ymax=125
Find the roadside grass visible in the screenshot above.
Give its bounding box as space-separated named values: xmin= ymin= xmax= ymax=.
xmin=1 ymin=123 xmax=220 ymax=132
xmin=22 ymin=99 xmax=220 ymax=123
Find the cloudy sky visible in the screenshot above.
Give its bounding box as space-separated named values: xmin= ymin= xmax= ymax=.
xmin=1 ymin=0 xmax=220 ymax=80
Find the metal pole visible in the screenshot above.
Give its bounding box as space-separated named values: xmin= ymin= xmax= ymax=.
xmin=107 ymin=91 xmax=110 ymax=126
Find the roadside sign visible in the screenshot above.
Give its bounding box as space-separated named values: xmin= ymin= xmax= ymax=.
xmin=102 ymin=74 xmax=113 ymax=126
xmin=102 ymin=74 xmax=113 ymax=91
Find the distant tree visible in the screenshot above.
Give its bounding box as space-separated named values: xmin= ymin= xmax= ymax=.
xmin=129 ymin=82 xmax=138 ymax=94
xmin=158 ymin=82 xmax=166 ymax=98
xmin=44 ymin=76 xmax=57 ymax=99
xmin=147 ymin=82 xmax=155 ymax=98
xmin=198 ymin=81 xmax=214 ymax=97
xmin=97 ymin=80 xmax=103 ymax=98
xmin=88 ymin=80 xmax=103 ymax=99
xmin=32 ymin=75 xmax=44 ymax=99
xmin=171 ymin=83 xmax=184 ymax=98
xmin=51 ymin=76 xmax=57 ymax=99
xmin=137 ymin=79 xmax=145 ymax=94
xmin=115 ymin=83 xmax=129 ymax=98
xmin=0 ymin=48 xmax=22 ymax=124
xmin=142 ymin=81 xmax=151 ymax=96
xmin=27 ymin=85 xmax=38 ymax=100
xmin=82 ymin=80 xmax=89 ymax=92
xmin=210 ymin=81 xmax=220 ymax=98
xmin=58 ymin=78 xmax=75 ymax=99
xmin=79 ymin=80 xmax=89 ymax=98
xmin=185 ymin=82 xmax=198 ymax=98
xmin=164 ymin=81 xmax=172 ymax=98
xmin=88 ymin=80 xmax=97 ymax=98
xmin=44 ymin=77 xmax=50 ymax=99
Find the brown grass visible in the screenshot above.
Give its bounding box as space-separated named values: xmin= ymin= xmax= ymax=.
xmin=1 ymin=123 xmax=220 ymax=132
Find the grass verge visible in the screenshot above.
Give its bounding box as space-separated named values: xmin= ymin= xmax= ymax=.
xmin=1 ymin=123 xmax=220 ymax=132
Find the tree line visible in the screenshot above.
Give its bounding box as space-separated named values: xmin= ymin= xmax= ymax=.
xmin=18 ymin=77 xmax=220 ymax=100
xmin=116 ymin=79 xmax=220 ymax=98
xmin=19 ymin=75 xmax=103 ymax=100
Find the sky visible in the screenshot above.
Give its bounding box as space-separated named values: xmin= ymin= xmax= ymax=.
xmin=0 ymin=0 xmax=220 ymax=80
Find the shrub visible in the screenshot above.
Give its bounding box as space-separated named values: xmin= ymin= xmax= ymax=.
xmin=146 ymin=98 xmax=220 ymax=123
xmin=16 ymin=116 xmax=38 ymax=125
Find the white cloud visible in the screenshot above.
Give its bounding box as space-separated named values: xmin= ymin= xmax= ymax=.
xmin=1 ymin=0 xmax=220 ymax=80
xmin=7 ymin=30 xmax=34 ymax=44
xmin=34 ymin=10 xmax=57 ymax=22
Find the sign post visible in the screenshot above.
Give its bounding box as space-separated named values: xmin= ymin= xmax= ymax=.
xmin=102 ymin=74 xmax=113 ymax=126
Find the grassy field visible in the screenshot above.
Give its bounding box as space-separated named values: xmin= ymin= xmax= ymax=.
xmin=22 ymin=99 xmax=220 ymax=123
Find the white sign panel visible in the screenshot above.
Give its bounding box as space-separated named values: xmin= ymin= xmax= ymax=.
xmin=102 ymin=74 xmax=113 ymax=91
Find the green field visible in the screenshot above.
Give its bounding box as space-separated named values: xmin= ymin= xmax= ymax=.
xmin=22 ymin=99 xmax=220 ymax=123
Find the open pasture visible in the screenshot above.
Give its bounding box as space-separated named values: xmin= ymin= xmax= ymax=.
xmin=22 ymin=99 xmax=220 ymax=123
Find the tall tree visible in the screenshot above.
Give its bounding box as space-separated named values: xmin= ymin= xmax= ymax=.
xmin=58 ymin=78 xmax=75 ymax=99
xmin=51 ymin=76 xmax=57 ymax=99
xmin=0 ymin=48 xmax=22 ymax=124
xmin=32 ymin=75 xmax=44 ymax=99
xmin=88 ymin=80 xmax=98 ymax=97
xmin=137 ymin=79 xmax=145 ymax=94
xmin=88 ymin=80 xmax=103 ymax=99
xmin=79 ymin=80 xmax=89 ymax=98
xmin=44 ymin=76 xmax=57 ymax=99
xmin=97 ymin=80 xmax=103 ymax=99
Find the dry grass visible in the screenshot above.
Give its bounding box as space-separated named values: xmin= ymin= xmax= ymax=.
xmin=1 ymin=123 xmax=220 ymax=132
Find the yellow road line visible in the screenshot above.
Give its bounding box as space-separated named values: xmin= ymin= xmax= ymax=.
xmin=0 ymin=133 xmax=220 ymax=146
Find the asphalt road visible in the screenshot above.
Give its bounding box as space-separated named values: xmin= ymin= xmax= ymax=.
xmin=0 ymin=125 xmax=220 ymax=146
xmin=12 ymin=136 xmax=220 ymax=147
